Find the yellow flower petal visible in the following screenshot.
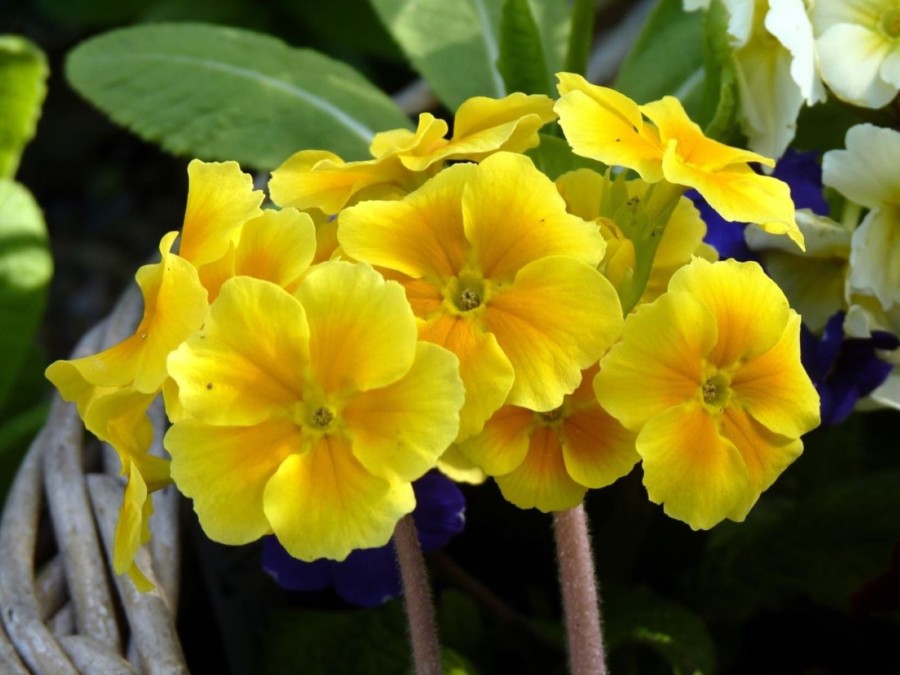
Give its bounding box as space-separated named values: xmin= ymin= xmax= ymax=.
xmin=456 ymin=405 xmax=534 ymax=476
xmin=419 ymin=313 xmax=515 ymax=440
xmin=720 ymin=407 xmax=803 ymax=521
xmin=264 ymin=436 xmax=415 ymax=561
xmin=294 ymin=261 xmax=417 ymax=395
xmin=731 ymin=312 xmax=820 ymax=438
xmin=487 ymin=257 xmax=623 ymax=410
xmin=639 ymin=404 xmax=751 ymax=530
xmin=561 ymin=371 xmax=639 ymax=488
xmin=595 ymin=291 xmax=716 ymax=430
xmin=668 ymin=258 xmax=791 ymax=365
xmin=344 ymin=342 xmax=464 ymax=483
xmin=338 ymin=163 xmax=474 ymax=280
xmin=234 ymin=208 xmax=317 ymax=290
xmin=555 ymin=72 xmax=664 ymax=182
xmin=167 ymin=277 xmax=308 ymax=426
xmin=166 ymin=418 xmax=301 ymax=545
xmin=464 ymin=152 xmax=607 ymax=281
xmin=369 ymin=113 xmax=449 ymax=160
xmin=436 ymin=446 xmax=487 ymax=485
xmin=112 ymin=468 xmax=152 ymax=581
xmin=496 ymin=427 xmax=588 ymax=512
xmin=180 ymin=160 xmax=264 ymax=267
xmin=452 ymin=93 xmax=556 ymax=151
xmin=269 ymin=149 xmax=419 ymax=214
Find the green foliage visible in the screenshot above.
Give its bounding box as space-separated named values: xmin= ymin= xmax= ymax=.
xmin=698 ymin=0 xmax=739 ymax=142
xmin=370 ymin=0 xmax=568 ymax=109
xmin=613 ymin=0 xmax=704 ymax=106
xmin=370 ymin=0 xmax=507 ymax=109
xmin=0 ymin=180 xmax=52 ymax=409
xmin=698 ymin=472 xmax=900 ymax=621
xmin=497 ymin=0 xmax=552 ymax=96
xmin=607 ymin=588 xmax=717 ymax=675
xmin=65 ymin=23 xmax=412 ymax=168
xmin=526 ymin=133 xmax=606 ymax=180
xmin=563 ymin=0 xmax=596 ymax=75
xmin=0 ymin=36 xmax=49 ymax=179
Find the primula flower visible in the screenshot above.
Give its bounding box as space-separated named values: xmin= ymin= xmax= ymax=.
xmin=823 ymin=124 xmax=900 ymax=310
xmin=263 ymin=471 xmax=465 ymax=607
xmin=812 ymin=0 xmax=900 ymax=108
xmin=801 ymin=312 xmax=899 ymax=425
xmin=165 ymin=261 xmax=464 ymax=561
xmin=269 ymin=93 xmax=555 ymax=215
xmin=554 ymin=73 xmax=803 ymax=249
xmin=595 ymin=258 xmax=820 ymax=529
xmin=458 ymin=366 xmax=638 ymax=512
xmin=338 ymin=152 xmax=624 ymax=440
xmin=46 ymin=160 xmax=315 ymax=588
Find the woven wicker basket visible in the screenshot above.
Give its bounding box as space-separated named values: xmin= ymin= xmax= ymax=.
xmin=0 ymin=285 xmax=188 ymax=674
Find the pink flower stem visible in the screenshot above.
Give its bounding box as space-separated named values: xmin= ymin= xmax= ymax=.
xmin=394 ymin=513 xmax=442 ymax=675
xmin=553 ymin=502 xmax=607 ymax=675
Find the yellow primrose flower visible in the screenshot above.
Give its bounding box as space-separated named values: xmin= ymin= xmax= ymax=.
xmin=338 ymin=152 xmax=624 ymax=440
xmin=556 ymin=168 xmax=716 ymax=306
xmin=46 ymin=160 xmax=314 ymax=587
xmin=269 ymin=93 xmax=556 ymax=215
xmin=595 ymin=258 xmax=820 ymax=529
xmin=458 ymin=365 xmax=638 ymax=512
xmin=165 ymin=262 xmax=464 ymax=561
xmin=554 ymin=73 xmax=802 ymax=249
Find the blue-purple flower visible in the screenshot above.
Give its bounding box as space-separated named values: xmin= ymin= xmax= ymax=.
xmin=262 ymin=471 xmax=465 ymax=607
xmin=801 ymin=312 xmax=898 ymax=425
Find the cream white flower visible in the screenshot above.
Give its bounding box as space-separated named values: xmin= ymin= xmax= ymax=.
xmin=726 ymin=0 xmax=825 ymax=158
xmin=812 ymin=0 xmax=900 ymax=108
xmin=823 ymin=124 xmax=900 ymax=310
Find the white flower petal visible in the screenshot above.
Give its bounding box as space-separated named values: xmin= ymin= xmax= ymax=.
xmin=823 ymin=124 xmax=900 ymax=209
xmin=848 ymin=206 xmax=900 ymax=308
xmin=766 ymin=0 xmax=827 ymax=104
xmin=817 ymin=23 xmax=896 ymax=107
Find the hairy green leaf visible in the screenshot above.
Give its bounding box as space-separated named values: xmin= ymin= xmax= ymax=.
xmin=614 ymin=0 xmax=704 ymax=107
xmin=0 ymin=36 xmax=48 ymax=179
xmin=497 ymin=0 xmax=552 ymax=96
xmin=0 ymin=180 xmax=52 ymax=409
xmin=65 ymin=23 xmax=412 ymax=168
xmin=370 ymin=0 xmax=507 ymax=109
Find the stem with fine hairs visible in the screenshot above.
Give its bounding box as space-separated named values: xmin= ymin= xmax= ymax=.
xmin=553 ymin=502 xmax=607 ymax=675
xmin=393 ymin=513 xmax=442 ymax=675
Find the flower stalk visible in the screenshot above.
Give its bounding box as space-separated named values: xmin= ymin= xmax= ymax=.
xmin=394 ymin=513 xmax=442 ymax=675
xmin=553 ymin=502 xmax=606 ymax=675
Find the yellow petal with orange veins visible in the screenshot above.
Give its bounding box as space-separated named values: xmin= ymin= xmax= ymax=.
xmin=168 ymin=277 xmax=308 ymax=426
xmin=668 ymin=258 xmax=790 ymax=365
xmin=555 ymin=73 xmax=664 ymax=182
xmin=720 ymin=407 xmax=803 ymax=521
xmin=166 ymin=418 xmax=301 ymax=545
xmin=561 ymin=403 xmax=638 ymax=489
xmin=419 ymin=313 xmax=515 ymax=440
xmin=82 ymin=387 xmax=155 ymax=465
xmin=731 ymin=312 xmax=820 ymax=438
xmin=464 ymin=153 xmax=606 ymax=281
xmin=638 ymin=404 xmax=751 ymax=530
xmin=344 ymin=342 xmax=464 ymax=483
xmin=294 ymin=261 xmax=417 ymax=395
xmin=264 ymin=436 xmax=416 ymax=561
xmin=195 ymin=242 xmax=236 ymax=304
xmin=641 ymin=96 xmax=773 ymax=171
xmin=496 ymin=427 xmax=587 ymax=512
xmin=456 ymin=405 xmax=534 ymax=476
xmin=338 ymin=163 xmax=473 ymax=280
xmin=234 ymin=208 xmax=317 ymax=288
xmin=180 ymin=160 xmax=264 ymax=267
xmin=487 ymin=257 xmax=623 ymax=411
xmin=595 ymin=292 xmax=716 ymax=430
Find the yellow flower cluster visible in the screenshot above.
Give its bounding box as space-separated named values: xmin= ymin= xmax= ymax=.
xmin=46 ymin=77 xmax=820 ymax=589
